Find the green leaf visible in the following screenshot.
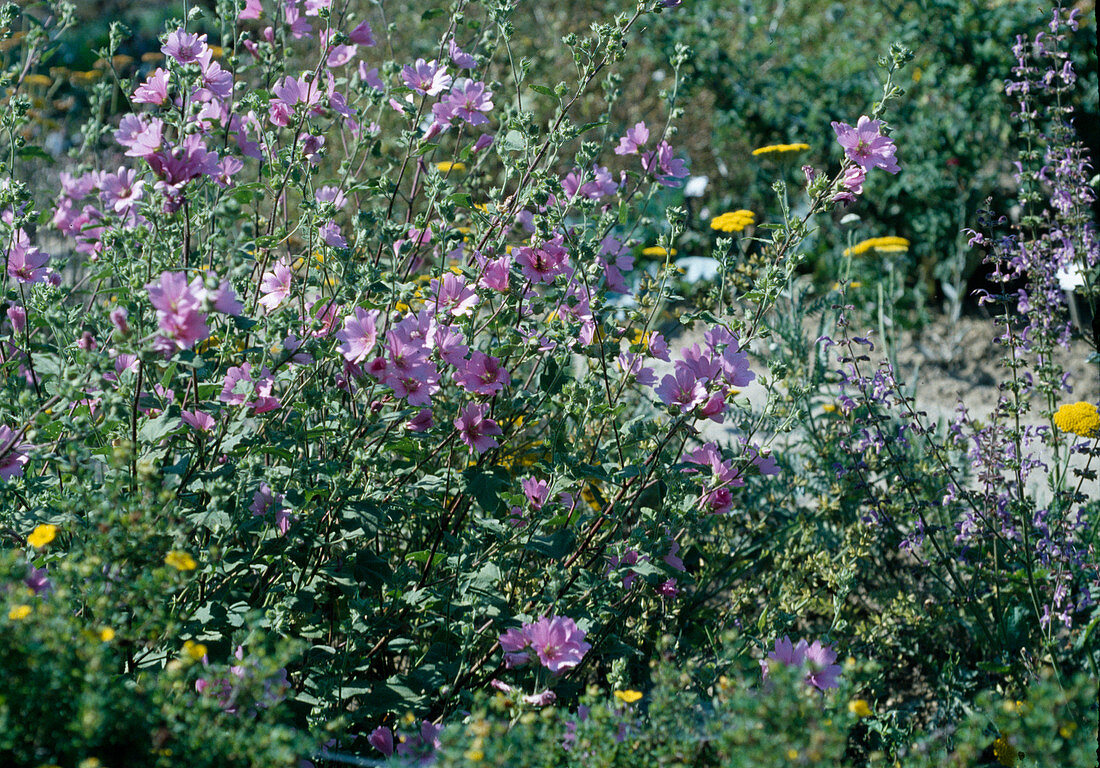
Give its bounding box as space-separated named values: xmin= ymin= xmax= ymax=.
xmin=499 ymin=130 xmax=526 ymax=153
xmin=529 ymin=84 xmax=557 ymax=98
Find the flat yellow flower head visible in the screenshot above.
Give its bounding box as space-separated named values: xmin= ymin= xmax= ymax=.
xmin=843 ymin=236 xmax=910 ymax=257
xmin=992 ymin=736 xmax=1017 ymax=767
xmin=8 ymin=604 xmax=32 ymax=620
xmin=183 ymin=640 xmax=208 ymax=661
xmin=98 ymin=627 xmax=116 ymax=642
xmin=641 ymin=246 xmax=676 ymax=257
xmin=848 ymin=699 xmax=872 ymax=718
xmin=613 ymin=689 xmax=643 ymax=703
xmin=28 ymin=524 xmax=57 ymax=548
xmin=710 ymin=210 xmax=755 ymax=233
xmin=165 ymin=550 xmax=197 ymax=571
xmin=751 ymin=142 xmax=810 ymax=156
xmin=1053 ymin=401 xmax=1099 ymax=438
xmin=436 ymin=161 xmax=466 ymax=173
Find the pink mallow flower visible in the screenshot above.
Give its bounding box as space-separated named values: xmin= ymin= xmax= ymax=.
xmin=614 ymin=121 xmax=649 ymax=155
xmin=401 ymin=58 xmax=451 ymax=96
xmin=0 ymin=425 xmax=30 ymax=481
xmin=831 ymin=116 xmax=900 ymax=174
xmin=498 ymin=616 xmax=591 ymax=674
xmin=133 ymin=68 xmax=169 ymax=105
xmin=454 ymin=403 xmax=502 ymax=454
xmin=6 ymin=232 xmax=50 ymax=284
xmin=162 ymin=30 xmax=208 ymax=65
xmin=145 ymin=271 xmax=209 ymax=350
xmin=454 ymin=351 xmax=509 ymax=396
xmin=335 ymin=307 xmax=380 ymax=364
xmin=514 ymin=235 xmax=569 ymax=284
xmin=764 ymin=636 xmax=842 ymax=693
xmin=258 ymin=261 xmax=292 ymax=312
xmin=250 ymin=482 xmax=294 ymax=535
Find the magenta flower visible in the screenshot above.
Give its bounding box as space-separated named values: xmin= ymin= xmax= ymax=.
xmin=315 ymin=186 xmax=347 ymax=209
xmin=402 ymin=58 xmax=452 ymax=96
xmin=803 ymin=640 xmax=842 ymax=692
xmin=181 ymin=410 xmax=216 ymax=433
xmin=162 ymin=30 xmax=208 ymax=65
xmin=238 ymin=0 xmax=263 ymax=20
xmin=24 ymin=566 xmax=51 ymax=596
xmin=614 ymin=121 xmax=649 ymax=155
xmin=479 ymin=254 xmax=511 ymax=292
xmin=369 ymin=727 xmax=394 ymax=758
xmin=250 ymin=482 xmax=293 ymax=535
xmin=522 ymin=616 xmax=591 ymax=674
xmin=514 ymin=235 xmax=570 ymax=284
xmin=349 ymin=20 xmax=375 ymax=46
xmin=433 ymin=78 xmax=493 ymax=127
xmin=654 ymin=368 xmax=706 ymax=413
xmin=7 ymin=305 xmax=26 ymax=334
xmin=641 ymin=141 xmax=689 ymax=187
xmin=431 ymin=272 xmax=479 ymax=316
xmin=319 ymin=219 xmax=345 ymax=247
xmin=454 ymin=351 xmax=510 ymax=396
xmin=195 ymin=51 xmax=234 ymax=101
xmin=0 ymin=425 xmax=29 ymax=481
xmin=326 ymin=44 xmax=357 ymax=68
xmin=764 ymin=636 xmax=842 ymax=692
xmin=272 ymin=74 xmax=323 ymax=112
xmin=522 ymin=477 xmax=550 ymax=510
xmin=6 ymin=237 xmax=50 ymax=284
xmin=258 ymin=261 xmax=292 ymax=312
xmin=449 ymin=39 xmax=476 ymax=69
xmin=454 ymin=403 xmax=502 ymax=454
xmin=97 ymin=167 xmax=145 ymax=215
xmin=115 ymin=114 xmax=163 ymax=159
xmin=336 ymin=309 xmax=380 ymax=364
xmin=220 ymin=363 xmax=280 ymax=413
xmin=406 ymin=408 xmax=434 ymax=432
xmin=831 ymin=116 xmax=900 ymax=174
xmin=145 ymin=271 xmax=209 ymax=350
xmin=133 ymin=68 xmax=169 ymax=105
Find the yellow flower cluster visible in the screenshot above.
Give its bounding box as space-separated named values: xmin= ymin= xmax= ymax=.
xmin=436 ymin=161 xmax=466 ymax=173
xmin=165 ymin=550 xmax=198 ymax=571
xmin=641 ymin=246 xmax=676 ymax=257
xmin=8 ymin=604 xmax=32 ymax=620
xmin=28 ymin=524 xmax=58 ymax=548
xmin=843 ymin=236 xmax=910 ymax=257
xmin=847 ymin=699 xmax=872 ymax=718
xmin=183 ymin=640 xmax=208 ymax=660
xmin=614 ymin=689 xmax=643 ymax=703
xmin=710 ymin=210 xmax=755 ymax=233
xmin=751 ymin=143 xmax=810 ymax=156
xmin=1053 ymin=401 xmax=1100 ymax=438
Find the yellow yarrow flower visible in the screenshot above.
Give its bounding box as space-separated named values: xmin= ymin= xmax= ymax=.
xmin=436 ymin=161 xmax=466 ymax=173
xmin=641 ymin=246 xmax=676 ymax=257
xmin=848 ymin=699 xmax=872 ymax=718
xmin=992 ymin=737 xmax=1017 ymax=767
xmin=9 ymin=604 xmax=32 ymax=620
xmin=751 ymin=142 xmax=810 ymax=156
xmin=98 ymin=627 xmax=116 ymax=642
xmin=710 ymin=210 xmax=755 ymax=233
xmin=165 ymin=551 xmax=197 ymax=571
xmin=614 ymin=689 xmax=643 ymax=703
xmin=843 ymin=236 xmax=910 ymax=257
xmin=28 ymin=524 xmax=58 ymax=548
xmin=1053 ymin=401 xmax=1099 ymax=438
xmin=183 ymin=640 xmax=208 ymax=661
xmin=23 ymin=73 xmax=52 ymax=88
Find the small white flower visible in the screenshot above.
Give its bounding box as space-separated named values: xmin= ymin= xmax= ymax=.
xmin=684 ymin=175 xmax=709 ymax=198
xmin=1056 ymin=264 xmax=1085 ymax=291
